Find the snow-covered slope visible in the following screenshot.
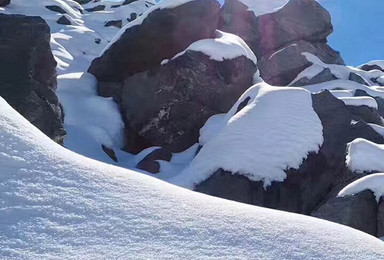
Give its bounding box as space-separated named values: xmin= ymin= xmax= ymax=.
xmin=1 ymin=97 xmax=384 ymax=259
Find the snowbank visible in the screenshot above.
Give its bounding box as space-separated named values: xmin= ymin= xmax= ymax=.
xmin=339 ymin=96 xmax=378 ymax=109
xmin=171 ymin=30 xmax=257 ymax=64
xmin=172 ymin=83 xmax=323 ymax=188
xmin=1 ymin=98 xmax=384 ymax=259
xmin=338 ymin=173 xmax=384 ymax=201
xmin=346 ymin=138 xmax=384 ymax=173
xmin=239 ymin=0 xmax=289 ymax=16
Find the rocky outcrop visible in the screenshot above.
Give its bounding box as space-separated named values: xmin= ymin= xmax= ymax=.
xmin=0 ymin=14 xmax=65 ymax=143
xmin=0 ymin=0 xmax=10 ymax=7
xmin=88 ymin=0 xmax=221 ymax=83
xmin=219 ymin=0 xmax=344 ymax=86
xmin=291 ymin=68 xmax=337 ymax=86
xmin=312 ymin=190 xmax=378 ymax=236
xmin=121 ymin=50 xmax=256 ymax=153
xmin=195 ymin=90 xmax=384 ymax=214
xmin=136 ymin=148 xmax=172 ymax=174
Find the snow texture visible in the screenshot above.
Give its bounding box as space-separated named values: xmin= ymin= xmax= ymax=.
xmin=171 ymin=30 xmax=257 ymax=64
xmin=1 ymin=98 xmax=384 ymax=259
xmin=172 ymin=83 xmax=323 ymax=188
xmin=338 ymin=173 xmax=384 ymax=202
xmin=346 ymin=138 xmax=384 ymax=174
xmin=239 ymin=0 xmax=289 ymax=16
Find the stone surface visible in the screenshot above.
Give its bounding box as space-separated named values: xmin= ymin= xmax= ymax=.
xmin=57 ymin=15 xmax=71 ymax=25
xmin=88 ymin=0 xmax=221 ymax=83
xmin=219 ymin=0 xmax=333 ymax=58
xmin=121 ymin=51 xmax=256 ymax=152
xmin=258 ymin=41 xmax=344 ymax=86
xmin=349 ymin=72 xmax=369 ymax=85
xmin=136 ymin=148 xmax=172 ymax=174
xmin=0 ymin=14 xmax=65 ymax=143
xmin=0 ymin=0 xmax=10 ymax=7
xmin=291 ymin=68 xmax=338 ymax=86
xmin=312 ymin=190 xmax=378 ymax=236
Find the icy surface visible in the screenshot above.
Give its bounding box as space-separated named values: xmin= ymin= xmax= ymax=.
xmin=239 ymin=0 xmax=289 ymax=16
xmin=172 ymin=83 xmax=323 ymax=188
xmin=338 ymin=173 xmax=384 ymax=202
xmin=1 ymin=98 xmax=384 ymax=259
xmin=346 ymin=138 xmax=384 ymax=173
xmin=171 ymin=30 xmax=257 ymax=64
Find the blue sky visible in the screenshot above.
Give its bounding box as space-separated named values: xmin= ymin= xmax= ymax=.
xmin=150 ymin=0 xmax=384 ymax=66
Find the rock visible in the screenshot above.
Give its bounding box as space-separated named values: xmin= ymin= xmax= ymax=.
xmin=195 ymin=90 xmax=384 ymax=214
xmin=346 ymin=105 xmax=383 ymax=125
xmin=136 ymin=148 xmax=172 ymax=174
xmin=73 ymin=0 xmax=92 ymax=4
xmin=0 ymin=0 xmax=10 ymax=7
xmin=349 ymin=72 xmax=369 ymax=85
xmin=378 ymin=198 xmax=384 ymax=238
xmin=291 ymin=68 xmax=338 ymax=86
xmin=312 ymin=190 xmax=378 ymax=236
xmin=57 ymin=15 xmax=71 ymax=25
xmin=104 ymin=20 xmax=122 ymax=28
xmin=101 ymin=145 xmax=118 ymax=162
xmin=85 ymin=5 xmax=105 ymax=12
xmin=360 ymin=64 xmax=384 ymax=72
xmin=45 ymin=5 xmax=67 ymax=14
xmin=88 ymin=0 xmax=220 ymax=83
xmin=219 ymin=0 xmax=333 ymax=58
xmin=121 ymin=50 xmax=256 ymax=152
xmin=258 ymin=41 xmax=344 ymax=86
xmin=0 ymin=14 xmax=65 ymax=143
xmin=354 ymin=89 xmax=384 ymax=117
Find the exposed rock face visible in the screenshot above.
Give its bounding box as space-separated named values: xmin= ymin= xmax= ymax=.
xmin=0 ymin=14 xmax=65 ymax=143
xmin=195 ymin=90 xmax=384 ymax=214
xmin=136 ymin=148 xmax=172 ymax=174
xmin=354 ymin=89 xmax=384 ymax=118
xmin=0 ymin=0 xmax=10 ymax=7
xmin=258 ymin=41 xmax=343 ymax=86
xmin=218 ymin=0 xmax=344 ymax=86
xmin=121 ymin=51 xmax=256 ymax=153
xmin=349 ymin=72 xmax=369 ymax=85
xmin=312 ymin=190 xmax=378 ymax=236
xmin=360 ymin=64 xmax=384 ymax=72
xmin=88 ymin=0 xmax=221 ymax=83
xmin=291 ymin=68 xmax=337 ymax=86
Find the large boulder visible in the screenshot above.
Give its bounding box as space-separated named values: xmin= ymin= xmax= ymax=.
xmin=0 ymin=14 xmax=65 ymax=143
xmin=121 ymin=49 xmax=256 ymax=153
xmin=219 ymin=0 xmax=333 ymax=58
xmin=88 ymin=0 xmax=221 ymax=83
xmin=195 ymin=90 xmax=384 ymax=214
xmin=0 ymin=0 xmax=10 ymax=7
xmin=258 ymin=41 xmax=343 ymax=86
xmin=312 ymin=190 xmax=378 ymax=236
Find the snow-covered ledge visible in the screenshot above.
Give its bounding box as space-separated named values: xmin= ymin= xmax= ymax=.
xmin=338 ymin=173 xmax=384 ymax=202
xmin=172 ymin=83 xmax=324 ymax=189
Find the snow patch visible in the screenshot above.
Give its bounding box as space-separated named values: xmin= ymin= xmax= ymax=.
xmin=346 ymin=138 xmax=384 ymax=173
xmin=172 ymin=83 xmax=323 ymax=188
xmin=338 ymin=173 xmax=384 ymax=202
xmin=239 ymin=0 xmax=289 ymax=16
xmin=339 ymin=96 xmax=378 ymax=109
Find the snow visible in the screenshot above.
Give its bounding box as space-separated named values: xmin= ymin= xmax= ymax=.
xmin=339 ymin=96 xmax=378 ymax=109
xmin=338 ymin=173 xmax=384 ymax=202
xmin=172 ymin=83 xmax=323 ymax=189
xmin=369 ymin=123 xmax=384 ymax=137
xmin=290 ymin=52 xmax=384 ymax=87
xmin=171 ymin=30 xmax=257 ymax=64
xmin=346 ymin=138 xmax=384 ymax=174
xmin=1 ymin=98 xmax=384 ymax=259
xmin=238 ymin=0 xmax=289 ymax=16
xmin=0 ymin=0 xmax=153 ymax=165
xmin=360 ymin=60 xmax=384 ymax=70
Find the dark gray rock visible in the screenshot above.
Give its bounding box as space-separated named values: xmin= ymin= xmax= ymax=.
xmin=121 ymin=51 xmax=256 ymax=153
xmin=377 ymin=198 xmax=384 ymax=238
xmin=312 ymin=190 xmax=378 ymax=236
xmin=219 ymin=0 xmax=333 ymax=58
xmin=88 ymin=0 xmax=220 ymax=83
xmin=104 ymin=20 xmax=122 ymax=28
xmin=101 ymin=145 xmax=118 ymax=162
xmin=0 ymin=14 xmax=65 ymax=143
xmin=291 ymin=68 xmax=338 ymax=86
xmin=85 ymin=5 xmax=105 ymax=12
xmin=195 ymin=90 xmax=384 ymax=214
xmin=136 ymin=148 xmax=172 ymax=174
xmin=354 ymin=89 xmax=384 ymax=118
xmin=0 ymin=0 xmax=10 ymax=7
xmin=346 ymin=105 xmax=383 ymax=125
xmin=349 ymin=72 xmax=369 ymax=85
xmin=258 ymin=41 xmax=344 ymax=86
xmin=45 ymin=5 xmax=67 ymax=14
xmin=57 ymin=15 xmax=71 ymax=25
xmin=360 ymin=64 xmax=384 ymax=72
